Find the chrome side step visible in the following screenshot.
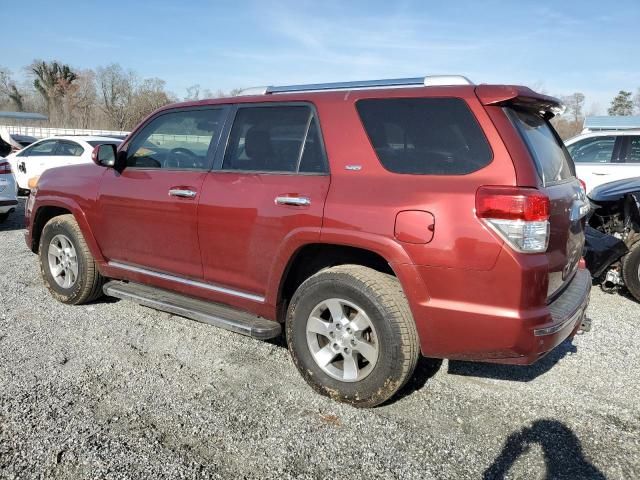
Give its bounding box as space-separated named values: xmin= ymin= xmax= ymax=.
xmin=103 ymin=281 xmax=281 ymax=340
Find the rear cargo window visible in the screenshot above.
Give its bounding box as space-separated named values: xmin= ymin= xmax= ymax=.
xmin=356 ymin=98 xmax=492 ymax=175
xmin=507 ymin=108 xmax=575 ymax=185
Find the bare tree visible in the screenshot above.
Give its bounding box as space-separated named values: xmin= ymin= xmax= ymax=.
xmin=30 ymin=60 xmax=78 ymax=122
xmin=96 ymin=64 xmax=136 ymax=130
xmin=129 ymin=78 xmax=173 ymax=127
xmin=562 ymin=92 xmax=585 ymax=126
xmin=185 ymin=84 xmax=201 ymax=100
xmin=66 ymin=70 xmax=97 ymax=128
xmin=0 ymin=68 xmax=25 ymax=111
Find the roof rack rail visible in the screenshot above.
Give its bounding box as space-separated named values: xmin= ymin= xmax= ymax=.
xmin=235 ymin=75 xmax=473 ymax=96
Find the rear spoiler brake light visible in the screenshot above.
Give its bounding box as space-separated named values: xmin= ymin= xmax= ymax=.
xmin=475 ymin=85 xmax=565 ymax=119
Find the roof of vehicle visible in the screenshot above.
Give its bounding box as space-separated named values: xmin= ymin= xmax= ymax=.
xmin=142 ymin=75 xmax=562 ymax=126
xmin=0 ymin=111 xmax=48 ymax=121
xmin=565 ymin=129 xmax=640 ymax=144
xmin=584 ymin=116 xmax=640 ymax=131
xmin=40 ymin=135 xmax=123 ymax=143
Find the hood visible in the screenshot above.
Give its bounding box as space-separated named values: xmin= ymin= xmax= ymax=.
xmin=589 ymin=177 xmax=640 ymax=202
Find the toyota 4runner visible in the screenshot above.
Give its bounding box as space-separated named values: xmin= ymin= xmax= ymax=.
xmin=25 ymin=75 xmax=591 ymax=407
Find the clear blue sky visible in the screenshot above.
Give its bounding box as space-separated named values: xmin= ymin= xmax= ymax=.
xmin=3 ymin=0 xmax=638 ymax=113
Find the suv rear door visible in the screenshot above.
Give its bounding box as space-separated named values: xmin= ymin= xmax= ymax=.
xmin=197 ymin=103 xmax=330 ymax=301
xmin=94 ymin=107 xmax=229 ymax=279
xmin=508 ymin=108 xmax=587 ymax=298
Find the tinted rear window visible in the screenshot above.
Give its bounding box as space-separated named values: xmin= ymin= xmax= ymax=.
xmin=87 ymin=140 xmax=121 ymax=148
xmin=356 ymin=98 xmax=492 ymax=175
xmin=508 ymin=108 xmax=574 ymax=185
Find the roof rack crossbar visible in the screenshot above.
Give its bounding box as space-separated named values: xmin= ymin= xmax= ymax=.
xmin=236 ymin=75 xmax=473 ymax=96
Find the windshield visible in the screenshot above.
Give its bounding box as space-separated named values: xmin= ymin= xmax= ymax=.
xmin=507 ymin=108 xmax=575 ymax=185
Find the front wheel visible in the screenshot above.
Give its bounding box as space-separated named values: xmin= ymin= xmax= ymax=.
xmin=39 ymin=214 xmax=104 ymax=305
xmin=622 ymin=240 xmax=640 ymax=302
xmin=286 ymin=265 xmax=420 ymax=407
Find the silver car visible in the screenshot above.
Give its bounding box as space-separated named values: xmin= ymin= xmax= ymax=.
xmin=0 ymin=157 xmax=18 ymax=223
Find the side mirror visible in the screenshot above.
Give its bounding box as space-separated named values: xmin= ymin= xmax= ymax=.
xmin=92 ymin=144 xmax=117 ymax=168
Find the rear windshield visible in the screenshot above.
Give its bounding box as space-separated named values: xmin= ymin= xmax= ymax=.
xmin=356 ymin=98 xmax=492 ymax=175
xmin=507 ymin=108 xmax=574 ymax=185
xmin=87 ymin=140 xmax=121 ymax=148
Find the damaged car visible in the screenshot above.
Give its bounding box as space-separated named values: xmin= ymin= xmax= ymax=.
xmin=585 ymin=177 xmax=640 ymax=301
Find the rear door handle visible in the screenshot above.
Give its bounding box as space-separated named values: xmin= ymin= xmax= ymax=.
xmin=169 ymin=188 xmax=197 ymax=198
xmin=275 ymin=195 xmax=311 ymax=207
xmin=592 ymin=172 xmax=610 ymax=176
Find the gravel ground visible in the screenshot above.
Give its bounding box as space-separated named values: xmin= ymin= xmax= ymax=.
xmin=0 ymin=198 xmax=638 ymax=479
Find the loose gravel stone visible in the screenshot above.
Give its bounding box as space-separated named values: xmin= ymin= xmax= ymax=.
xmin=0 ymin=199 xmax=638 ymax=479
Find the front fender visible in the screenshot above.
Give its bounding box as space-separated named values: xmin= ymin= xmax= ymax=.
xmin=30 ymin=195 xmax=105 ymax=264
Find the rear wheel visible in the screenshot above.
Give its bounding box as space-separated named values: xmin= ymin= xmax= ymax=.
xmin=622 ymin=240 xmax=640 ymax=302
xmin=39 ymin=214 xmax=104 ymax=305
xmin=0 ymin=212 xmax=9 ymax=224
xmin=286 ymin=265 xmax=420 ymax=407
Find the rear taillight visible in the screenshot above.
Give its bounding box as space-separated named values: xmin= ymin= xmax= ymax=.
xmin=0 ymin=161 xmax=11 ymax=175
xmin=476 ymin=186 xmax=550 ymax=253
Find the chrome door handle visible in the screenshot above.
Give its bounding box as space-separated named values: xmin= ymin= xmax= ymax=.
xmin=169 ymin=189 xmax=197 ymax=198
xmin=275 ymin=196 xmax=311 ymax=207
xmin=592 ymin=172 xmax=610 ymax=176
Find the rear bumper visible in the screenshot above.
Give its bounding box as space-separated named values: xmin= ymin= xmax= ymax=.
xmin=396 ymin=260 xmax=591 ymax=365
xmin=503 ymin=268 xmax=590 ymax=364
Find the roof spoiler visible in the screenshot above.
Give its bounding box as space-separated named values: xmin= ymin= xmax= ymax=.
xmin=475 ymin=85 xmax=565 ymax=119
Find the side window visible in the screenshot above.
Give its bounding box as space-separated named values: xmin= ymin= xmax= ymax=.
xmin=23 ymin=140 xmax=58 ymax=157
xmin=622 ymin=137 xmax=640 ymax=163
xmin=356 ymin=98 xmax=492 ymax=175
xmin=223 ymin=105 xmax=327 ymax=173
xmin=566 ymin=137 xmax=615 ymax=163
xmin=56 ymin=141 xmax=84 ymax=157
xmin=126 ymin=108 xmax=226 ymax=169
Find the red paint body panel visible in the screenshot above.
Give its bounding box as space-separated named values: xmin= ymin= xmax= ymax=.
xmin=94 ymin=169 xmax=207 ymax=279
xmin=197 ymin=172 xmax=330 ymax=298
xmin=26 ymin=82 xmax=591 ymax=366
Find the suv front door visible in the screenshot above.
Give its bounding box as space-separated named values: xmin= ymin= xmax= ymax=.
xmin=94 ymin=107 xmax=229 ymax=279
xmin=198 ymin=104 xmax=330 ymax=302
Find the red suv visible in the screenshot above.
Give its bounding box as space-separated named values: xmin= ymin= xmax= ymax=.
xmin=25 ymin=76 xmax=591 ymax=407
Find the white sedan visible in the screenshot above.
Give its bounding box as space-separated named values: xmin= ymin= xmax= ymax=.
xmin=0 ymin=158 xmax=18 ymax=223
xmin=5 ymin=135 xmax=122 ymax=192
xmin=566 ymin=130 xmax=640 ymax=193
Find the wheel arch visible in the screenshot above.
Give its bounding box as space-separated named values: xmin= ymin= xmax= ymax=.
xmin=30 ymin=199 xmax=104 ymax=264
xmin=273 ymin=241 xmax=413 ymax=321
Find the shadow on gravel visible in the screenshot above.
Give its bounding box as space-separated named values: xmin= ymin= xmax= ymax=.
xmin=0 ymin=198 xmax=25 ymax=232
xmin=447 ymin=338 xmax=578 ymax=382
xmin=379 ymin=357 xmax=443 ymax=405
xmin=484 ymin=419 xmax=606 ymax=480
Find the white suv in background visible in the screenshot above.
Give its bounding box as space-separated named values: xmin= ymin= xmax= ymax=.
xmin=565 ymin=130 xmax=640 ymax=193
xmin=0 ymin=158 xmax=18 ymax=223
xmin=6 ymin=135 xmax=123 ymax=192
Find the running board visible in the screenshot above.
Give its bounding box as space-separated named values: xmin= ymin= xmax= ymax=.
xmin=103 ymin=281 xmax=281 ymax=340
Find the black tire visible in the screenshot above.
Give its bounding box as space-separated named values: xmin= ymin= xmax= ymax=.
xmin=0 ymin=212 xmax=9 ymax=224
xmin=286 ymin=265 xmax=420 ymax=408
xmin=39 ymin=214 xmax=104 ymax=305
xmin=622 ymin=240 xmax=640 ymax=302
